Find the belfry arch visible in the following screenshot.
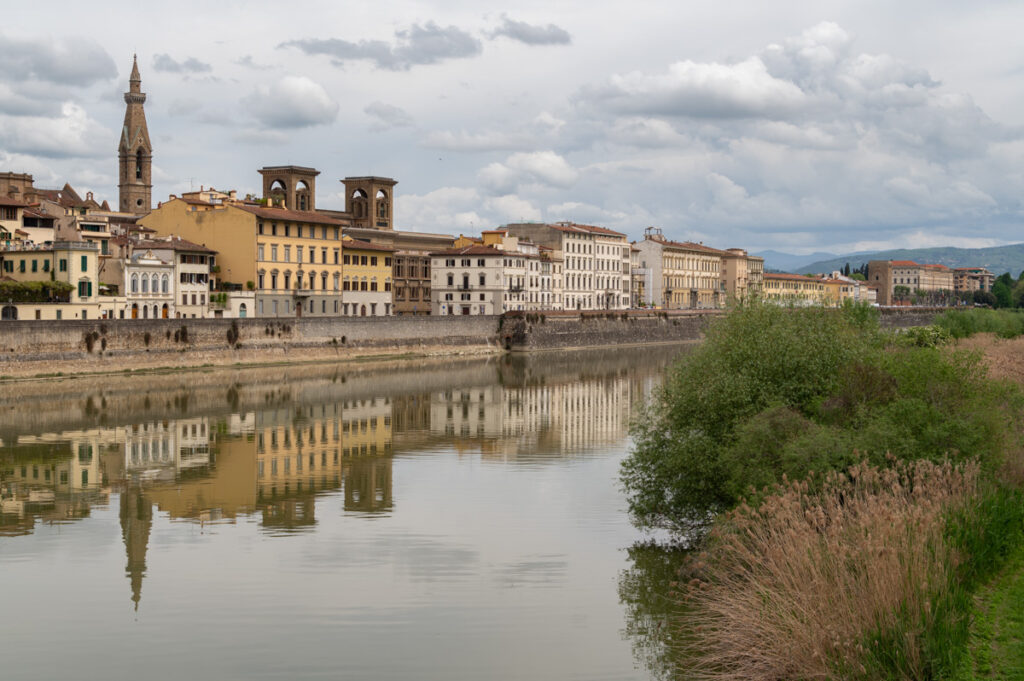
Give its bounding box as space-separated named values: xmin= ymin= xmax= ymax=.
xmin=258 ymin=166 xmax=320 ymax=210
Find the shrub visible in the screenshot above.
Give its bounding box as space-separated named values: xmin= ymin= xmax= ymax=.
xmin=935 ymin=308 xmax=1024 ymax=339
xmin=623 ymin=302 xmax=1018 ymax=533
xmin=0 ymin=280 xmax=73 ymax=303
xmin=682 ymin=459 xmax=980 ymax=681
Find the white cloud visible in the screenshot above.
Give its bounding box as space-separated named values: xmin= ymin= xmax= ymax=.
xmin=0 ymin=102 xmax=111 ymax=158
xmin=479 ymin=151 xmax=579 ymax=195
xmin=364 ymin=101 xmax=414 ymax=131
xmin=244 ymin=76 xmax=339 ymax=128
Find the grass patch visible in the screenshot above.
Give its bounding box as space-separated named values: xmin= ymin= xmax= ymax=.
xmin=936 ymin=309 xmax=1024 ymax=339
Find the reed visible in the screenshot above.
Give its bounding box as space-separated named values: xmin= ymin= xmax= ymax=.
xmin=682 ymin=458 xmax=979 ymax=681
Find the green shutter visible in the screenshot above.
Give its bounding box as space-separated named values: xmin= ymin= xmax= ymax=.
xmin=81 ymin=255 xmax=87 ymax=271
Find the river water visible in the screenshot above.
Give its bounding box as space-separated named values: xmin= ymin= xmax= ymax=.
xmin=0 ymin=346 xmax=688 ymax=681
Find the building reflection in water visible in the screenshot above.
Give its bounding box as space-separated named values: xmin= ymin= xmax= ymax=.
xmin=0 ymin=347 xmax=673 ymax=610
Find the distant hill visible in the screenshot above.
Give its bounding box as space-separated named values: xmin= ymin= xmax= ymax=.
xmin=754 ymin=249 xmax=839 ymax=272
xmin=794 ymin=244 xmax=1024 ymax=276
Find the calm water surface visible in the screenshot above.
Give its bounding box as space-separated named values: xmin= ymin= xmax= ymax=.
xmin=0 ymin=346 xmax=687 ymax=680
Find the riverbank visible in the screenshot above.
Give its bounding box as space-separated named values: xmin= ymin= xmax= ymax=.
xmin=0 ymin=308 xmax=939 ymax=380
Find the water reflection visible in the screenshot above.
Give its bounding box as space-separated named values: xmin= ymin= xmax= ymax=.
xmin=0 ymin=345 xmax=689 ymax=680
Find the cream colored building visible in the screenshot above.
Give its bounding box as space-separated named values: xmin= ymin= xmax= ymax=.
xmin=634 ymin=227 xmax=726 ymax=309
xmin=503 ymin=222 xmax=629 ymax=310
xmin=762 ymin=273 xmax=828 ymax=305
xmin=721 ymin=248 xmax=764 ymax=303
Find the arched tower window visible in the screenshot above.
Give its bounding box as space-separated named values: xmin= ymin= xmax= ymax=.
xmin=136 ymin=149 xmax=143 ymax=180
xmin=376 ymin=189 xmax=388 ymax=218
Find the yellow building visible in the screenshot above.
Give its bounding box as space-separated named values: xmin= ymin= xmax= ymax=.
xmin=0 ymin=241 xmax=121 ymax=320
xmin=762 ymin=273 xmax=828 ymax=305
xmin=141 ymin=197 xmax=345 ymax=318
xmin=341 ymin=236 xmax=394 ymax=316
xmin=635 ymin=228 xmax=726 ymax=309
xmin=721 ymin=248 xmax=764 ymax=304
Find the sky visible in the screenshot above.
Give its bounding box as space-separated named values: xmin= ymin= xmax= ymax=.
xmin=3 ymin=0 xmax=1024 ymax=255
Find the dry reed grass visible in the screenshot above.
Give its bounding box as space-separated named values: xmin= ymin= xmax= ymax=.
xmin=682 ymin=457 xmax=980 ymax=680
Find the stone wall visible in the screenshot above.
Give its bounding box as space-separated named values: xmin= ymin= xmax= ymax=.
xmin=501 ymin=311 xmax=711 ymax=351
xmin=0 ymin=315 xmax=500 ymax=366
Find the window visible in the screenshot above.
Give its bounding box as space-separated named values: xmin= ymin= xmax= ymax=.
xmin=479 ymin=273 xmax=485 ymax=286
xmin=258 ymin=222 xmax=264 ymax=235
xmin=271 ymin=245 xmax=278 ymax=261
xmin=258 ymin=244 xmax=265 ymax=260
xmin=131 ymin=274 xmax=139 ymax=293
xmin=31 ymin=259 xmax=37 ymax=272
xmin=385 ymin=257 xmax=392 ymax=267
xmin=19 ymin=260 xmax=25 ymax=273
xmin=477 ymin=259 xmax=485 ymax=267
xmin=81 ymin=255 xmax=88 ymax=271
xmin=297 ymin=225 xmax=303 ymax=238
xmin=333 ymin=249 xmax=339 ymax=264
xmin=284 ymin=225 xmax=290 ymax=237
xmin=310 ymin=247 xmax=316 ymax=263
xmin=284 ymin=246 xmax=291 ymax=262
xmin=360 ymin=255 xmax=368 ymax=266
xmin=42 ymin=260 xmax=49 ymax=272
xmin=370 ymin=256 xmax=378 ymax=266
xmin=344 ymin=254 xmax=351 ymax=265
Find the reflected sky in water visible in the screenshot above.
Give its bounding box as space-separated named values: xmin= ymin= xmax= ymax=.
xmin=0 ymin=345 xmax=688 ymax=681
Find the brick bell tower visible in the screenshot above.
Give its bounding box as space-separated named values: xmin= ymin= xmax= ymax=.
xmin=118 ymin=55 xmax=153 ymax=215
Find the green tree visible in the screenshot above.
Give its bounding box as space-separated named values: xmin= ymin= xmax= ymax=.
xmin=850 ymin=272 xmax=866 ymax=281
xmin=974 ymin=289 xmax=997 ymax=307
xmin=993 ymin=279 xmax=1013 ymax=308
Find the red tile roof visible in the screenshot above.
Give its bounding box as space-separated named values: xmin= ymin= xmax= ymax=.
xmin=549 ymin=222 xmax=627 ymax=238
xmin=343 ymin=238 xmax=394 ymax=252
xmin=430 ymin=245 xmax=507 ymax=257
xmin=0 ymin=197 xmax=32 ymax=208
xmin=137 ymin=237 xmax=216 ymax=254
xmin=236 ymin=204 xmax=344 ymax=226
xmin=645 ymin=235 xmax=731 ymax=256
xmin=765 ymin=272 xmax=824 ymax=282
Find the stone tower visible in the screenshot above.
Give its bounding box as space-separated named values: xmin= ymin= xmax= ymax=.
xmin=343 ymin=176 xmax=397 ymax=230
xmin=118 ymin=55 xmax=153 ymax=215
xmin=258 ymin=165 xmax=319 ymax=211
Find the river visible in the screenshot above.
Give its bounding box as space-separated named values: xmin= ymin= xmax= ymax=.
xmin=0 ymin=345 xmax=688 ymax=680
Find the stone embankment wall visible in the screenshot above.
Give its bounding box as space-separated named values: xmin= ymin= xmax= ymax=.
xmin=501 ymin=310 xmax=712 ymax=351
xmin=877 ymin=307 xmax=940 ymax=329
xmin=0 ymin=307 xmax=941 ymax=377
xmin=0 ymin=316 xmax=500 ymax=375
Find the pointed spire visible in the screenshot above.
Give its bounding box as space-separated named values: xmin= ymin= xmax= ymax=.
xmin=129 ymin=55 xmax=141 ymax=94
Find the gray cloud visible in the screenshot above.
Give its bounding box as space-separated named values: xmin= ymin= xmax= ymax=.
xmin=364 ymin=101 xmax=414 ymax=131
xmin=153 ymin=53 xmax=212 ymax=73
xmin=235 ymin=54 xmax=273 ymax=71
xmin=0 ymin=35 xmax=116 ymax=86
xmin=489 ymin=17 xmax=571 ymax=45
xmin=243 ymin=76 xmax=339 ymax=128
xmin=280 ymin=22 xmax=482 ymax=70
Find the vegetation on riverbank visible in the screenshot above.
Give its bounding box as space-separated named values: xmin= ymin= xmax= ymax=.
xmin=622 ymin=302 xmax=1024 ymax=679
xmin=936 ymin=307 xmax=1024 ymax=339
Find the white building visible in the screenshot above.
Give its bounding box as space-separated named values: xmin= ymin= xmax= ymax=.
xmin=503 ymin=222 xmax=629 ymax=310
xmin=125 ymin=248 xmax=174 ymax=319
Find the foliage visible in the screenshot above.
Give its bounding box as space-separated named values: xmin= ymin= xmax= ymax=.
xmin=935 ymin=308 xmax=1024 ymax=339
xmin=681 ymin=459 xmax=979 ymax=681
xmin=623 ymin=301 xmax=1018 ymax=533
xmin=891 ymin=324 xmax=953 ymax=348
xmin=0 ymin=280 xmax=73 ymax=303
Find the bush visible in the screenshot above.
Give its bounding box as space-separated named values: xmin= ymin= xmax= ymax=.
xmin=0 ymin=280 xmax=73 ymax=303
xmin=935 ymin=308 xmax=1024 ymax=339
xmin=622 ymin=302 xmax=1019 ymax=533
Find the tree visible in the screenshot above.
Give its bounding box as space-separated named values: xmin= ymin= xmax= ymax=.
xmin=992 ymin=279 xmax=1013 ymax=308
xmin=843 ymin=262 xmax=851 ymax=277
xmin=974 ymin=290 xmax=997 ymax=307
xmin=850 ymin=272 xmax=866 ymax=281
xmin=893 ymin=285 xmax=911 ymax=303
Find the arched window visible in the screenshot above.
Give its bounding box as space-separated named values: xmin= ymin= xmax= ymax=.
xmin=136 ymin=149 xmax=143 ymax=180
xmin=162 ymin=274 xmax=169 ymax=293
xmin=142 ymin=305 xmax=148 ymax=319
xmin=141 ymin=274 xmax=149 ymax=293
xmin=239 ymin=303 xmax=247 ymax=318
xmin=131 ymin=274 xmax=139 ymax=293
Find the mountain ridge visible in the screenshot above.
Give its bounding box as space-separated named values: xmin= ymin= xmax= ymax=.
xmin=788 ymin=243 xmax=1024 ymax=276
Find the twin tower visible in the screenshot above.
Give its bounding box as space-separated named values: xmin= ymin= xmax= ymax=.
xmin=116 ymin=57 xmax=396 ymax=230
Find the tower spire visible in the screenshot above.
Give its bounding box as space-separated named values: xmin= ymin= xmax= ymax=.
xmin=119 ymin=55 xmax=152 ymax=215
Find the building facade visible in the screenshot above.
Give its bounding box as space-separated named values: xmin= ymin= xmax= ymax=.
xmin=634 ymin=228 xmax=725 ymax=309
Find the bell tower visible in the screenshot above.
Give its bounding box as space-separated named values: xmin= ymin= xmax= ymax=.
xmin=118 ymin=55 xmax=153 ymax=215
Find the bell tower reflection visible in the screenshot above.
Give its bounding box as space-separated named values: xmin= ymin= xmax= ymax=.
xmin=119 ymin=488 xmax=152 ymax=611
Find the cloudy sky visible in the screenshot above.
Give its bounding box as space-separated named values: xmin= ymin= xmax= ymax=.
xmin=3 ymin=0 xmax=1024 ymax=254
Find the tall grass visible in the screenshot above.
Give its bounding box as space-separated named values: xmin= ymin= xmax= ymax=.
xmin=935 ymin=308 xmax=1024 ymax=339
xmin=683 ymin=459 xmax=980 ymax=681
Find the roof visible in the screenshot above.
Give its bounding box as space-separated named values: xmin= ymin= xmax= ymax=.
xmin=890 ymin=260 xmax=919 ymax=267
xmin=0 ymin=197 xmax=31 ymax=208
xmin=430 ymin=245 xmax=507 ymax=257
xmin=235 ymin=204 xmax=344 ymax=226
xmin=137 ymin=236 xmax=216 ymax=254
xmin=643 ymin=235 xmax=731 ymax=256
xmin=22 ymin=208 xmax=51 ymax=219
xmin=343 ymin=237 xmax=394 ymax=252
xmin=765 ymin=272 xmax=824 ymax=282
xmin=549 ymin=222 xmax=626 ymax=238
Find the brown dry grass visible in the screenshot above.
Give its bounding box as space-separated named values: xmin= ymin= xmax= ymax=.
xmin=682 ymin=458 xmax=980 ymax=681
xmin=957 ymin=333 xmax=1024 ymax=385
